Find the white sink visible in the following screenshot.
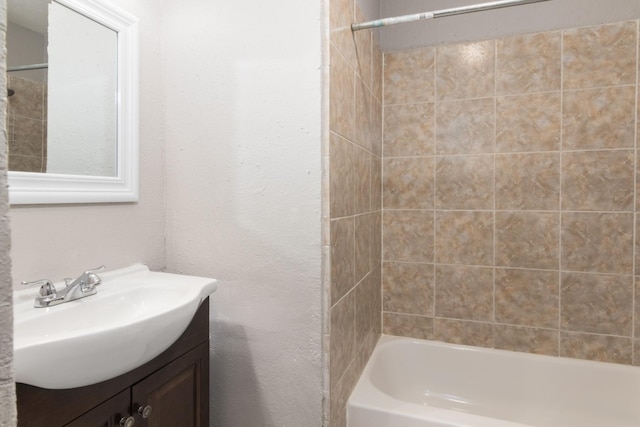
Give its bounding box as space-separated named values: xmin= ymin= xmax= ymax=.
xmin=13 ymin=264 xmax=217 ymax=389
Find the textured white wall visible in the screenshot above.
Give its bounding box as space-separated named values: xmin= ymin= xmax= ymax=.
xmin=0 ymin=0 xmax=17 ymax=424
xmin=160 ymin=1 xmax=323 ymax=426
xmin=380 ymin=0 xmax=640 ymax=51
xmin=8 ymin=0 xmax=165 ymax=287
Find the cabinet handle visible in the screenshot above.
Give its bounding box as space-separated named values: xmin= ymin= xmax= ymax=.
xmin=119 ymin=415 xmax=135 ymax=427
xmin=137 ymin=404 xmax=153 ymax=419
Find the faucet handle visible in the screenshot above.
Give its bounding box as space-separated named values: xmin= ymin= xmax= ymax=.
xmin=86 ymin=273 xmax=102 ymax=287
xmin=85 ymin=265 xmax=105 ymax=288
xmin=21 ymin=279 xmax=57 ymax=298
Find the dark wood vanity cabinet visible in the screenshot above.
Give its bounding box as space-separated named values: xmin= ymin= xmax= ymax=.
xmin=65 ymin=344 xmax=208 ymax=427
xmin=131 ymin=343 xmax=208 ymax=427
xmin=65 ymin=389 xmax=130 ymax=427
xmin=17 ymin=299 xmax=210 ymax=427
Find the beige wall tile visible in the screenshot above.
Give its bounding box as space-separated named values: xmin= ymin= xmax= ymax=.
xmin=435 ymin=265 xmax=493 ymax=321
xmin=494 ymin=325 xmax=559 ymax=356
xmin=435 ymin=211 xmax=493 ymax=266
xmin=356 ymin=270 xmax=382 ymax=355
xmin=496 ymin=93 xmax=561 ymax=152
xmin=495 ymin=153 xmax=560 ymax=210
xmin=375 ymin=20 xmax=640 ymax=366
xmin=384 ymin=48 xmax=435 ymax=105
xmin=563 ymin=86 xmax=636 ymax=150
xmin=323 ymin=5 xmax=382 ymax=427
xmin=329 ymin=352 xmax=359 ymax=427
xmin=435 ymin=155 xmax=494 ymax=210
xmin=496 ymin=31 xmax=561 ymax=95
xmin=563 ymin=21 xmax=637 ymax=90
xmin=636 ymin=216 xmax=640 ymax=275
xmin=330 ymin=133 xmax=355 ymax=218
xmin=355 ymin=335 xmax=377 ymax=383
xmin=372 ymin=45 xmax=383 ymax=103
xmin=9 ymin=155 xmax=43 ymax=173
xmin=6 ymin=114 xmax=13 ymax=142
xmin=354 ymin=8 xmax=372 ymax=88
xmin=355 ymin=80 xmax=372 ymax=151
xmin=354 ymin=145 xmax=371 ymax=214
xmin=634 ymin=340 xmax=640 ymax=366
xmin=496 ymin=211 xmax=559 ymax=270
xmin=330 ymin=291 xmax=355 ymax=390
xmin=562 ymin=150 xmax=634 ymax=212
xmin=330 ymin=46 xmax=355 ymax=141
xmin=42 ymin=120 xmax=48 ymax=160
xmin=383 ymin=103 xmax=434 ymax=157
xmin=637 ymin=152 xmax=640 ymax=212
xmin=383 ymin=210 xmax=434 ymax=263
xmin=331 ymin=27 xmax=356 ymax=71
xmin=372 ymin=211 xmax=382 ymax=266
xmin=383 ymin=157 xmax=434 ymax=209
xmin=355 ymin=213 xmax=373 ymax=284
xmin=370 ymin=155 xmax=382 ymax=211
xmin=11 ymin=116 xmax=43 ymax=157
xmin=383 ymin=262 xmax=434 ymax=316
xmin=433 ymin=319 xmax=494 ymax=348
xmin=560 ymin=332 xmax=632 ymax=365
xmin=436 ymin=98 xmax=495 ymax=154
xmin=561 ymin=272 xmax=633 ymax=336
xmin=383 ymin=313 xmax=433 ymax=339
xmin=329 ymin=0 xmax=352 ymax=32
xmin=331 ymin=218 xmax=355 ymax=305
xmin=7 ymin=77 xmax=44 ymax=119
xmin=436 ymin=40 xmax=495 ymax=100
xmin=371 ymin=99 xmax=383 ymax=157
xmin=636 ymin=279 xmax=640 ymax=338
xmin=562 ymin=212 xmax=633 ymax=274
xmin=495 ymin=268 xmax=559 ymax=329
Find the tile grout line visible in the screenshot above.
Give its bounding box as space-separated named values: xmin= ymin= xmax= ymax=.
xmin=349 ymin=0 xmax=357 ymax=375
xmin=382 ymin=147 xmax=637 ymax=160
xmin=558 ymin=28 xmax=565 ymax=355
xmin=433 ymin=45 xmax=438 ymax=335
xmin=493 ymin=40 xmax=498 ymax=336
xmin=382 ymin=207 xmax=636 ymax=215
xmin=380 ymin=48 xmax=386 ymax=336
xmin=632 ymin=20 xmax=639 ymax=365
xmin=383 ymin=83 xmax=635 ymax=109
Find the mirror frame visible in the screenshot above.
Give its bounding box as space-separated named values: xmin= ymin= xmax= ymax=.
xmin=8 ymin=0 xmax=139 ymax=205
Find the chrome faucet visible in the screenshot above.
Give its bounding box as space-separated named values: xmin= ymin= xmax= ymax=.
xmin=22 ymin=265 xmax=106 ymax=308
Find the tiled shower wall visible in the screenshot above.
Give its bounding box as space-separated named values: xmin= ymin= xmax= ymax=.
xmin=7 ymin=75 xmax=47 ymax=172
xmin=326 ymin=0 xmax=382 ymax=425
xmin=382 ymin=20 xmax=640 ymax=365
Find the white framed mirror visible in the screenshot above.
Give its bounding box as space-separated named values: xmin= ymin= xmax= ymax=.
xmin=7 ymin=0 xmax=139 ymax=204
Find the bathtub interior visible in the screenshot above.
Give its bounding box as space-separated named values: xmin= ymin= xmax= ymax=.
xmin=348 ymin=336 xmax=640 ymax=427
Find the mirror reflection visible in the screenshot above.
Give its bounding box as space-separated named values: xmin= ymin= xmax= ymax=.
xmin=7 ymin=0 xmax=118 ymax=177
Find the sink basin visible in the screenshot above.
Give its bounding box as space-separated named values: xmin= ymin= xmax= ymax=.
xmin=13 ymin=264 xmax=217 ymax=389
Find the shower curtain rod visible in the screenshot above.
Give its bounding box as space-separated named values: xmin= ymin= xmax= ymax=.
xmin=7 ymin=63 xmax=49 ymax=72
xmin=352 ymin=0 xmax=551 ymax=31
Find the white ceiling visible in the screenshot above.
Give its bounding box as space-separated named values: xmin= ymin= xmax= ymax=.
xmin=8 ymin=0 xmax=49 ymax=34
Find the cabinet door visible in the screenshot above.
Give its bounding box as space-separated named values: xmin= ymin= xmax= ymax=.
xmin=132 ymin=343 xmax=209 ymax=427
xmin=65 ymin=389 xmax=131 ymax=427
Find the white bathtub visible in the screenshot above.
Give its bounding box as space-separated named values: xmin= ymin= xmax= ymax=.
xmin=347 ymin=335 xmax=640 ymax=427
